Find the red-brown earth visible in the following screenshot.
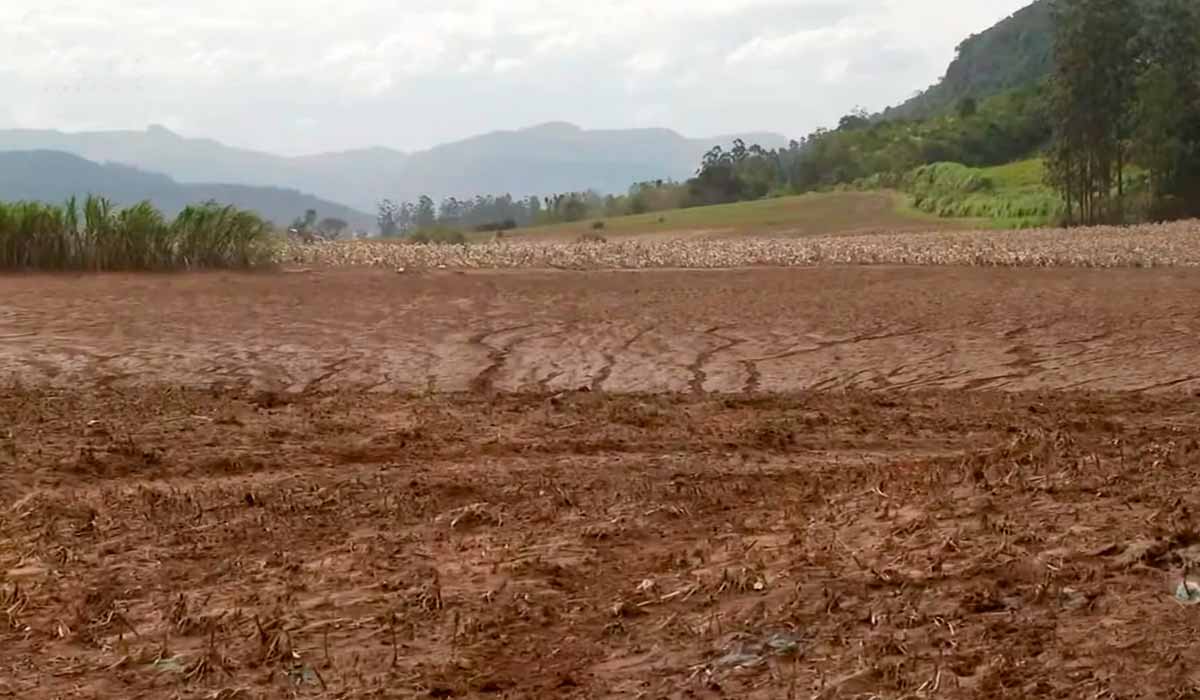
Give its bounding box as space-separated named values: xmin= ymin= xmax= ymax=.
xmin=2 ymin=267 xmax=1199 ymax=698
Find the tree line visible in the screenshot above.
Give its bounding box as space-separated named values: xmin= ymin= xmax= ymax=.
xmin=374 ymin=183 xmax=694 ymax=237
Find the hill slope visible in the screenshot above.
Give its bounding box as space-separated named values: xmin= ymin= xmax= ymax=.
xmin=0 ymin=150 xmax=374 ymax=230
xmin=492 ymin=191 xmax=965 ymax=242
xmin=884 ymin=1 xmax=1054 ymax=119
xmin=0 ymin=123 xmax=788 ymax=212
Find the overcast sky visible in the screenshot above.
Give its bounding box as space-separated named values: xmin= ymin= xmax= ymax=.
xmin=0 ymin=1 xmax=1032 ymax=156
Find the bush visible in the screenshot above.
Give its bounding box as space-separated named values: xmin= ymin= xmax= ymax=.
xmin=578 ymin=231 xmax=607 ymax=244
xmin=408 ymin=227 xmax=467 ymax=245
xmin=473 ymin=218 xmax=518 ymax=233
xmin=0 ymin=195 xmax=276 ymax=271
xmin=591 ymin=220 xmax=606 ymax=230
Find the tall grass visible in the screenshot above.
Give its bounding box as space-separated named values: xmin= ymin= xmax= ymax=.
xmin=901 ymin=160 xmax=1064 ymax=228
xmin=0 ymin=196 xmax=277 ymax=271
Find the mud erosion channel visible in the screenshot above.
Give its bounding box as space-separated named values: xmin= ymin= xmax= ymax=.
xmin=2 ymin=266 xmax=1200 ymax=698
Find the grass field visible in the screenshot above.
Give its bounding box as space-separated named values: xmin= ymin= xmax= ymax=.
xmin=487 ymin=190 xmax=970 ymax=242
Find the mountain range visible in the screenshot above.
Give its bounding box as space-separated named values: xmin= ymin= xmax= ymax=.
xmin=0 ymin=150 xmax=377 ymax=230
xmin=0 ymin=122 xmax=787 ymax=219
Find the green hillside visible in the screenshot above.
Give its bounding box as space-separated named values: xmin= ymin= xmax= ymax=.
xmin=885 ymin=1 xmax=1054 ymax=120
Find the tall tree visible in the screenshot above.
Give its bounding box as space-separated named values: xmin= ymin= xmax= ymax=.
xmin=415 ymin=195 xmax=436 ymax=229
xmin=1132 ymin=0 xmax=1200 ymax=217
xmin=317 ymin=217 xmax=348 ymax=240
xmin=1045 ymin=0 xmax=1142 ymax=225
xmin=377 ymin=199 xmax=402 ymax=237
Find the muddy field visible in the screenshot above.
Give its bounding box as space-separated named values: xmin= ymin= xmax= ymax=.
xmin=3 ymin=267 xmax=1200 ymax=699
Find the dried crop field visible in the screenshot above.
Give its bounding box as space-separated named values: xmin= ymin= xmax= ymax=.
xmin=286 ymin=219 xmax=1200 ymax=269
xmin=3 ymin=241 xmax=1200 ymax=699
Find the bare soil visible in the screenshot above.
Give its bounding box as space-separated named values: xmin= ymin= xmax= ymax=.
xmin=2 ymin=267 xmax=1200 ymax=699
xmin=1 ymin=267 xmax=1198 ymax=394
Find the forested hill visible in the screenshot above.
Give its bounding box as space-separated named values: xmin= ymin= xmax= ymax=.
xmin=884 ymin=1 xmax=1055 ymax=120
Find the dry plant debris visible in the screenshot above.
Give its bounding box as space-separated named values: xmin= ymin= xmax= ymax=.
xmin=284 ymin=220 xmax=1200 ymax=269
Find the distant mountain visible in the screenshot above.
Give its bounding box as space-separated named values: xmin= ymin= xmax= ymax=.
xmin=884 ymin=1 xmax=1055 ymax=120
xmin=385 ymin=122 xmax=789 ymax=210
xmin=0 ymin=150 xmax=375 ymax=230
xmin=0 ymin=123 xmax=788 ymax=213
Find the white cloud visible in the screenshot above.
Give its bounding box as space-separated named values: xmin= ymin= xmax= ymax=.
xmin=532 ymin=31 xmax=582 ymax=56
xmin=820 ymin=58 xmax=851 ymax=84
xmin=0 ymin=0 xmax=1035 ymax=154
xmin=625 ymin=49 xmax=671 ymax=76
xmin=459 ymin=49 xmax=493 ymax=74
xmin=726 ymin=25 xmax=878 ymax=65
xmin=492 ymin=57 xmax=526 ymax=74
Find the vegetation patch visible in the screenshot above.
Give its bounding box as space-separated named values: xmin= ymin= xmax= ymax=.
xmin=407 ymin=227 xmax=468 ymax=245
xmin=0 ymin=195 xmax=276 ymax=271
xmin=901 ymin=160 xmax=1062 ymax=228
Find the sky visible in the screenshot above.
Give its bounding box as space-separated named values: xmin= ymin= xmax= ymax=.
xmin=0 ymin=0 xmax=1033 ymax=156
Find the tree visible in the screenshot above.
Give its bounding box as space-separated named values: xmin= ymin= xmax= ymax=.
xmin=438 ymin=197 xmax=464 ymax=225
xmin=290 ymin=208 xmax=318 ymax=233
xmin=837 ymin=108 xmax=871 ymax=131
xmin=377 ymin=199 xmax=403 ymax=237
xmin=561 ymin=194 xmax=588 ymax=222
xmin=1131 ymin=0 xmax=1200 ymax=218
xmin=317 ymin=217 xmax=348 ymax=240
xmin=700 ymin=146 xmax=729 ymax=170
xmin=415 ymin=195 xmax=436 ymax=229
xmin=730 ymin=139 xmax=749 ymax=163
xmin=1045 ymin=0 xmax=1141 ymax=225
xmin=956 ymin=96 xmax=979 ymax=119
xmin=687 ymin=157 xmax=745 ymax=206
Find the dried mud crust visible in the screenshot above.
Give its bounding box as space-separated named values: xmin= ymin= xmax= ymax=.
xmin=1 ymin=266 xmax=1200 ymax=394
xmin=3 ymin=388 xmax=1200 ymax=698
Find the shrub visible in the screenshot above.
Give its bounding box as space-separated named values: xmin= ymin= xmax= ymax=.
xmin=591 ymin=220 xmax=607 ymax=230
xmin=578 ymin=231 xmax=607 ymax=244
xmin=473 ymin=218 xmax=518 ymax=233
xmin=409 ymin=227 xmax=468 ymax=245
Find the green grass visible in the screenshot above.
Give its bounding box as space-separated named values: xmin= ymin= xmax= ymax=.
xmin=902 ymin=159 xmax=1062 ymax=228
xmin=494 ymin=191 xmax=970 ymax=242
xmin=981 ymin=158 xmax=1048 ymax=188
xmin=0 ymin=196 xmax=278 ymax=271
